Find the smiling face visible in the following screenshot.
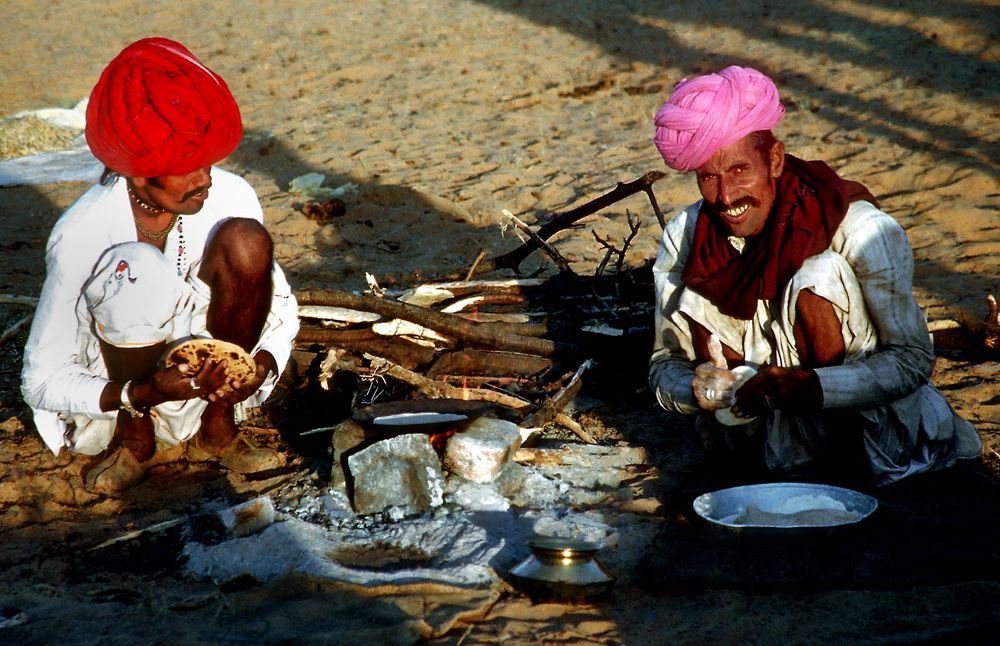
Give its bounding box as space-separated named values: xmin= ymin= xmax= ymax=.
xmin=695 ymin=133 xmax=785 ymax=238
xmin=132 ymin=167 xmax=213 ymax=215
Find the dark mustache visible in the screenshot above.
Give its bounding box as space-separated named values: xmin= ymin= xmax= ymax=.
xmin=182 ymin=184 xmax=211 ymax=201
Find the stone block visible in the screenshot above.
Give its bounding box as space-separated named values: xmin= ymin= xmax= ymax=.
xmin=348 ymin=434 xmax=445 ymax=515
xmin=443 ymin=417 xmax=523 ymax=484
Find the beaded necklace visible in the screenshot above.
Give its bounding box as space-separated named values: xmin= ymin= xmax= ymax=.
xmin=176 ymin=217 xmax=187 ymax=276
xmin=127 ymin=184 xmax=179 ymax=241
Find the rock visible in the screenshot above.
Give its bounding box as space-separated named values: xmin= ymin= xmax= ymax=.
xmin=329 ymin=419 xmax=367 ymax=493
xmin=348 ymin=434 xmax=445 ymax=515
xmin=443 ymin=417 xmax=523 ymax=483
xmin=217 ymin=497 xmax=276 ymax=538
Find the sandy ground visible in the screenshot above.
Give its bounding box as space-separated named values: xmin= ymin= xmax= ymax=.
xmin=1 ymin=0 xmax=999 ymax=643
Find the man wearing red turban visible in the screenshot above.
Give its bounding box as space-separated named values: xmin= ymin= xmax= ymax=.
xmin=648 ymin=66 xmax=979 ymax=485
xmin=21 ymin=38 xmax=300 ymax=494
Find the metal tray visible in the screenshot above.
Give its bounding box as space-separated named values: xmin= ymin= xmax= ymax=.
xmin=352 ymin=398 xmax=490 ymax=435
xmin=693 ymin=482 xmax=878 ymax=530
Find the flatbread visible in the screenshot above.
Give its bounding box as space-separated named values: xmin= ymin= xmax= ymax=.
xmin=163 ymin=338 xmax=257 ymax=388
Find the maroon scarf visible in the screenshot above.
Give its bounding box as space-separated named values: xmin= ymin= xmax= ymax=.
xmin=681 ymin=155 xmax=877 ymax=320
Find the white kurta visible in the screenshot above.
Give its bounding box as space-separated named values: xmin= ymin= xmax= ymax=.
xmin=21 ymin=168 xmax=300 ymax=455
xmin=649 ymin=199 xmax=981 ymax=484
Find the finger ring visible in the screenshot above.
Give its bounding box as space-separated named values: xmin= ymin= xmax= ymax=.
xmin=706 ymin=388 xmax=717 ymax=401
xmin=189 ymin=377 xmax=201 ymax=391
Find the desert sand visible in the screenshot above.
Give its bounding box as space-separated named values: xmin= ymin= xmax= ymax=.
xmin=1 ymin=1 xmax=999 ymax=643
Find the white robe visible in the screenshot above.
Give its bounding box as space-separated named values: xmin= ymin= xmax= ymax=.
xmin=20 ymin=168 xmax=300 ymax=455
xmin=649 ymin=199 xmax=981 ymax=484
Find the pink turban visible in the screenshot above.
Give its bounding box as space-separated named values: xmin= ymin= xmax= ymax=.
xmin=652 ymin=66 xmax=784 ymax=172
xmin=86 ymin=37 xmax=242 ymax=178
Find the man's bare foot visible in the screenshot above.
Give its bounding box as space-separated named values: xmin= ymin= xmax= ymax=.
xmin=196 ymin=402 xmax=239 ymax=451
xmin=117 ymin=412 xmax=156 ymax=462
xmin=186 ymin=403 xmax=284 ymax=474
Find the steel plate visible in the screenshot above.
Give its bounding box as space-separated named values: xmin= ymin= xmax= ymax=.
xmin=693 ymin=482 xmax=878 ymax=530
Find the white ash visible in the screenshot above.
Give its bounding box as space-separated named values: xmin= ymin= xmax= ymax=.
xmin=184 ymin=435 xmax=664 ymax=590
xmin=445 ymin=480 xmax=511 ymax=512
xmin=183 ymin=508 xmax=508 ymax=588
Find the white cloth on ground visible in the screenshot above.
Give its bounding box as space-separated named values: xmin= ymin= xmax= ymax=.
xmin=20 ymin=168 xmax=299 ymax=455
xmin=649 ymin=199 xmax=981 ymax=484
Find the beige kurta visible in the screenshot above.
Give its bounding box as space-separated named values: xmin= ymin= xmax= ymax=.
xmin=649 ymin=199 xmax=981 ymax=484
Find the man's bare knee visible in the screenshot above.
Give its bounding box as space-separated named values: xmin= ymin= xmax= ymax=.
xmin=201 ymin=218 xmax=273 ymax=283
xmin=794 ymin=290 xmax=846 ymax=367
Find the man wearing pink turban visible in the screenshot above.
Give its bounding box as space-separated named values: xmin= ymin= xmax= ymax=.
xmin=21 ymin=38 xmax=300 ymax=494
xmin=648 ymin=66 xmax=979 ymax=485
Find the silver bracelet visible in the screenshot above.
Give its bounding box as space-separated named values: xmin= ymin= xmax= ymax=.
xmin=119 ymin=380 xmax=144 ymax=418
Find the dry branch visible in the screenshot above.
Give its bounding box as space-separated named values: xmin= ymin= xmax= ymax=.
xmin=388 ymin=278 xmax=545 ymax=299
xmin=0 ymin=313 xmax=33 ymax=346
xmin=0 ymin=295 xmax=39 ymax=307
xmin=465 ymin=250 xmax=487 ymax=281
xmin=297 ymin=288 xmax=560 ymax=356
xmin=470 ymin=171 xmax=666 ymax=276
xmin=593 ymin=210 xmax=642 ymax=276
xmin=295 ymin=327 xmax=437 ymax=369
xmin=426 ymin=349 xmax=552 ymax=379
xmin=502 ymin=209 xmax=574 ymax=274
xmin=522 ymin=359 xmax=594 ymax=429
xmin=554 ymin=412 xmax=595 ymax=444
xmin=363 ymin=352 xmax=532 ymax=411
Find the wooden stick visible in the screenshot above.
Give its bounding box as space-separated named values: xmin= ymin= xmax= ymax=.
xmin=0 ymin=295 xmax=39 ymax=307
xmin=426 ymin=349 xmax=552 ymax=379
xmin=554 ymin=412 xmax=595 ymax=444
xmin=465 ymin=250 xmax=487 ymax=281
xmin=642 ymin=180 xmax=667 ymax=229
xmin=442 ymin=293 xmax=538 ymax=316
xmin=523 ymin=359 xmax=593 ymax=428
xmin=470 ymin=171 xmax=665 ymax=276
xmin=363 ymin=352 xmax=532 ymax=411
xmin=502 ymin=210 xmax=574 ymax=274
xmin=382 ymin=278 xmax=545 ymax=300
xmin=0 ymin=313 xmax=33 ymax=346
xmin=295 ymin=327 xmax=437 ymax=369
xmin=297 ymin=288 xmax=561 ymax=357
xmin=435 ymin=375 xmax=538 ymax=387
xmin=927 ymin=319 xmax=962 ymax=332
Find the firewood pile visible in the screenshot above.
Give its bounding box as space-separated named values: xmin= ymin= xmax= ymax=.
xmin=283 ymin=172 xmax=670 ymax=439
xmin=278 ymin=170 xmax=1000 ymax=441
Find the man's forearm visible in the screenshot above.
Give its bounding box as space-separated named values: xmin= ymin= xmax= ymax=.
xmin=649 ymin=354 xmax=699 ymax=415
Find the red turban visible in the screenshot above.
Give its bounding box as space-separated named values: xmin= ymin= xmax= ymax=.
xmin=653 ymin=66 xmax=784 ymax=172
xmin=85 ymin=37 xmax=242 ymax=178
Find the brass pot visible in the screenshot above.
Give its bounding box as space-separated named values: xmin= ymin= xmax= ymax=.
xmin=509 ymin=538 xmax=614 ymax=602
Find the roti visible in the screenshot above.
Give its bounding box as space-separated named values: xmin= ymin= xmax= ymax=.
xmin=163 ymin=338 xmax=257 ymax=387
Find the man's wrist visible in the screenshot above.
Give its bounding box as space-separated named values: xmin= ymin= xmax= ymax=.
xmin=126 ymin=380 xmax=157 ymax=413
xmin=796 ymin=368 xmax=823 ymax=408
xmin=119 ymin=380 xmax=146 ymax=418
